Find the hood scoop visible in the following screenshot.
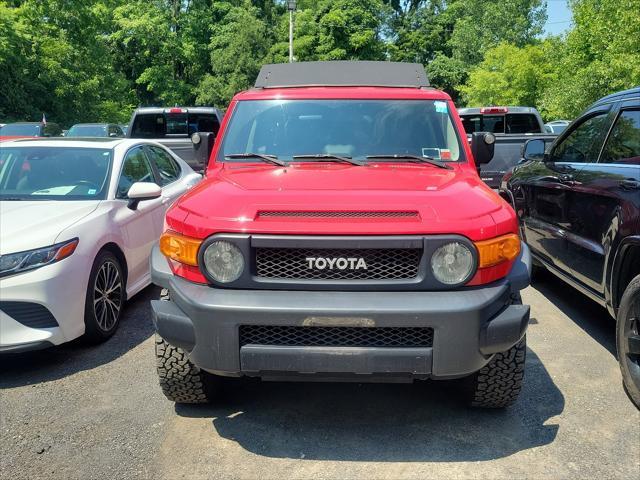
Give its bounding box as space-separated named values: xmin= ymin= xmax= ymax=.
xmin=257 ymin=210 xmax=420 ymax=220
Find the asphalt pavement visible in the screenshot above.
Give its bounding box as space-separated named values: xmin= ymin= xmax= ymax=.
xmin=1 ymin=273 xmax=639 ymax=479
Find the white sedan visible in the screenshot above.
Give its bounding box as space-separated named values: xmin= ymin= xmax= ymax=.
xmin=0 ymin=138 xmax=201 ymax=352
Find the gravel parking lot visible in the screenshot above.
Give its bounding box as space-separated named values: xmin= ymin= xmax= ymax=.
xmin=1 ymin=274 xmax=639 ymax=480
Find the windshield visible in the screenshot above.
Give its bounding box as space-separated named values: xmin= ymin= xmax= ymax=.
xmin=219 ymin=100 xmax=464 ymax=162
xmin=0 ymin=124 xmax=41 ymax=137
xmin=0 ymin=147 xmax=112 ymax=200
xmin=130 ymin=112 xmax=220 ymax=138
xmin=461 ymin=114 xmax=541 ymax=134
xmin=67 ymin=125 xmax=108 ymax=137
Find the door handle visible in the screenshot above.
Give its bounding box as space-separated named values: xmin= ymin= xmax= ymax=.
xmin=559 ymin=173 xmax=580 ymax=186
xmin=620 ymin=179 xmax=640 ymax=190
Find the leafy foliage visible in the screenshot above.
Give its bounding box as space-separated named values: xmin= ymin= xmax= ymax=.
xmin=462 ymin=0 xmax=640 ymax=119
xmin=1 ymin=0 xmax=639 ymax=126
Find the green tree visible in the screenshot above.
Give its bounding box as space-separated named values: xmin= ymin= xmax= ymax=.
xmin=388 ymin=0 xmax=546 ymax=100
xmin=195 ymin=2 xmax=272 ymax=107
xmin=541 ymin=0 xmax=640 ymax=119
xmin=459 ymin=40 xmax=560 ymax=116
xmin=1 ymin=0 xmax=134 ymax=125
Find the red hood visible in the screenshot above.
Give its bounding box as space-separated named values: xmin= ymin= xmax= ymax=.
xmin=168 ymin=162 xmax=516 ymax=240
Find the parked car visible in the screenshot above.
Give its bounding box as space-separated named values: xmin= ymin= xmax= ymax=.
xmin=150 ymin=61 xmax=531 ymax=408
xmin=120 ymin=124 xmax=129 ymax=135
xmin=501 ymin=87 xmax=640 ymax=407
xmin=67 ymin=123 xmax=125 ymax=138
xmin=0 ymin=122 xmax=62 ymax=141
xmin=0 ymin=138 xmax=201 ymax=353
xmin=458 ymin=106 xmax=556 ymax=188
xmin=127 ymin=107 xmax=222 ymax=171
xmin=544 ymin=120 xmax=571 ymax=134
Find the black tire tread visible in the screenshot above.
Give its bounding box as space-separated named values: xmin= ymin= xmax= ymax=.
xmin=155 ymin=335 xmax=213 ymax=404
xmin=468 ymin=337 xmax=526 ymax=408
xmin=616 ymin=274 xmax=640 ymax=408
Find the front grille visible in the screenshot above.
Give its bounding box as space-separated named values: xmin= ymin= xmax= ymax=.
xmin=258 ymin=211 xmax=418 ymax=219
xmin=239 ymin=325 xmax=434 ymax=348
xmin=255 ymin=247 xmax=422 ymax=280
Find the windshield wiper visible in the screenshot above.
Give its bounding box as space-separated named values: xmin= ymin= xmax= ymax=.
xmin=366 ymin=154 xmax=453 ymax=170
xmin=225 ymin=153 xmax=288 ymax=166
xmin=292 ymin=154 xmax=366 ymax=166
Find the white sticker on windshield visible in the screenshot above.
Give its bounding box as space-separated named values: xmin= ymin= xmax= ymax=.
xmin=88 ymin=189 xmax=97 ymax=195
xmin=434 ymin=101 xmax=447 ymax=113
xmin=32 ymin=186 xmax=76 ymax=195
xmin=422 ymin=148 xmax=441 ymax=159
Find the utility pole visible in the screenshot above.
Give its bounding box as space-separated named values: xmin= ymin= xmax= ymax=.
xmin=287 ymin=1 xmax=296 ymax=63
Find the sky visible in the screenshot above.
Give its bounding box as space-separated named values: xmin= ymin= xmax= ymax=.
xmin=544 ymin=0 xmax=573 ymax=35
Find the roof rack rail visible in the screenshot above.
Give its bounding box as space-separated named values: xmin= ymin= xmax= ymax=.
xmin=254 ymin=61 xmax=430 ymax=89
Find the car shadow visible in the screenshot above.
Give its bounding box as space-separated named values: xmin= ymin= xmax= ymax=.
xmin=531 ymin=272 xmax=616 ymax=356
xmin=175 ymin=348 xmax=563 ymax=462
xmin=0 ymin=285 xmax=160 ymax=389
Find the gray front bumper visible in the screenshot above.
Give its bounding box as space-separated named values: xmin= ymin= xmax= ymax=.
xmin=150 ymin=244 xmax=531 ymax=379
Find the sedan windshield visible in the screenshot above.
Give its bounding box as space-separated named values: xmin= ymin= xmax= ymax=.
xmin=0 ymin=124 xmax=41 ymax=136
xmin=67 ymin=125 xmax=108 ymax=137
xmin=219 ymin=100 xmax=464 ymax=162
xmin=0 ymin=147 xmax=112 ymax=200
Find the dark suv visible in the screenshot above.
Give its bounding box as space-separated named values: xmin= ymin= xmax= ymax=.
xmin=501 ymin=87 xmax=640 ymax=407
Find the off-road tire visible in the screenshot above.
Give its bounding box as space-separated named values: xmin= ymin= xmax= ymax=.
xmin=466 ymin=336 xmax=527 ymax=408
xmin=616 ymin=274 xmax=640 ymax=409
xmin=155 ymin=336 xmax=215 ymax=403
xmin=155 ymin=290 xmax=216 ymax=403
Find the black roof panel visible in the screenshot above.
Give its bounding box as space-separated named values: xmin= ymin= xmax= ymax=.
xmin=254 ymin=61 xmax=430 ymax=89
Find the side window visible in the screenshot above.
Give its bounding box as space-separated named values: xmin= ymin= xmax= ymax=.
xmin=117 ymin=148 xmax=155 ymax=198
xmin=600 ymin=110 xmax=640 ymax=165
xmin=147 ymin=146 xmax=181 ymax=186
xmin=550 ymin=113 xmax=608 ymax=163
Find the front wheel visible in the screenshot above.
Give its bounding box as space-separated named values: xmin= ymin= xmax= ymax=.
xmin=616 ymin=274 xmax=640 ymax=409
xmin=155 ymin=336 xmax=217 ymax=404
xmin=464 ymin=336 xmax=526 ymax=408
xmin=83 ymin=250 xmax=125 ymax=342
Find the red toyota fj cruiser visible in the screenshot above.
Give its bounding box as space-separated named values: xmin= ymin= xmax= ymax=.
xmin=150 ymin=61 xmax=532 ymax=408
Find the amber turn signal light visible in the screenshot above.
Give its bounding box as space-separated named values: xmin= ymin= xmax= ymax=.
xmin=159 ymin=231 xmax=202 ymax=266
xmin=474 ymin=234 xmax=521 ymax=268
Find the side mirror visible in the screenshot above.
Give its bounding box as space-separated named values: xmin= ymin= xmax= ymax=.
xmin=470 ymin=132 xmax=495 ymax=165
xmin=192 ymin=132 xmax=216 ymax=171
xmin=127 ymin=182 xmax=161 ymax=210
xmin=522 ymin=138 xmax=546 ymax=162
xmin=109 ymin=132 xmax=118 ymax=137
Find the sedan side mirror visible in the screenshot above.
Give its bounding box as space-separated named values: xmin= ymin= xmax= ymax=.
xmin=522 ymin=138 xmax=546 ymax=162
xmin=470 ymin=132 xmax=495 ymax=165
xmin=127 ymin=182 xmax=161 ymax=210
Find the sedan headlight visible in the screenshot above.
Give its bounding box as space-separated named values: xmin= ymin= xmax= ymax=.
xmin=0 ymin=238 xmax=79 ymax=277
xmin=430 ymin=242 xmax=474 ymax=285
xmin=202 ymin=240 xmax=244 ymax=283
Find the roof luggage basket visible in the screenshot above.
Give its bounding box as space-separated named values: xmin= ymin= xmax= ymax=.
xmin=254 ymin=61 xmax=430 ymax=89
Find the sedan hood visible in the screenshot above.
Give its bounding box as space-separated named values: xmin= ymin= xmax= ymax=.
xmin=170 ymin=163 xmax=511 ymax=240
xmin=0 ymin=201 xmax=99 ymax=254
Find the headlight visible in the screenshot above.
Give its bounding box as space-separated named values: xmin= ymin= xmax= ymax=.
xmin=202 ymin=240 xmax=244 ymax=283
xmin=0 ymin=238 xmax=78 ymax=277
xmin=431 ymin=242 xmax=474 ymax=285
